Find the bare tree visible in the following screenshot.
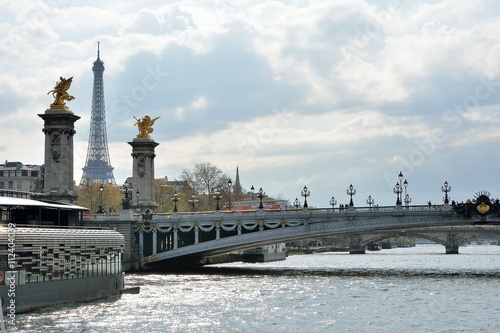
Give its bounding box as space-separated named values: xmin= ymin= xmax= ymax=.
xmin=181 ymin=162 xmax=229 ymax=207
xmin=180 ymin=169 xmax=197 ymax=192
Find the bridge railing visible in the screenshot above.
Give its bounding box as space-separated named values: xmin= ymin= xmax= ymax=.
xmin=82 ymin=204 xmax=447 ymax=223
xmin=341 ymin=204 xmax=444 ymax=213
xmin=84 ymin=213 xmax=121 ymax=221
xmin=138 ymin=204 xmax=448 ymax=223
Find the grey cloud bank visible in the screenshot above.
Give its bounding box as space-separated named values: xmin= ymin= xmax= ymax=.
xmin=0 ymin=0 xmax=499 ymax=207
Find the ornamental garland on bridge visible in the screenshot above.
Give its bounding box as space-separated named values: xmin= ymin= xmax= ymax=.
xmin=135 ymin=218 xmax=309 ymax=234
xmin=178 ymin=224 xmax=195 ymax=233
xmin=453 ymin=191 xmax=500 ymax=222
xmin=219 ymin=222 xmax=238 ymax=232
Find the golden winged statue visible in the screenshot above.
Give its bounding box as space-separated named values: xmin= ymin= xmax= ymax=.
xmin=47 ymin=76 xmax=75 ymax=110
xmin=134 ymin=115 xmax=160 ymax=139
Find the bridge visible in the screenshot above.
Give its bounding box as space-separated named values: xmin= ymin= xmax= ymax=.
xmin=135 ymin=195 xmax=500 ymax=268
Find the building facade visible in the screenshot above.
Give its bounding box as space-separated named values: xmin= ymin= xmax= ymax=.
xmin=0 ymin=161 xmax=42 ymax=192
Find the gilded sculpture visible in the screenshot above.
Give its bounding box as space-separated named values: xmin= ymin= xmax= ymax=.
xmin=47 ymin=76 xmax=75 ymax=110
xmin=134 ymin=115 xmax=160 ymax=139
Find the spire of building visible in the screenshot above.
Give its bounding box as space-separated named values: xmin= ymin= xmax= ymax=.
xmin=234 ymin=166 xmax=243 ymax=200
xmin=80 ymin=43 xmax=116 ymax=185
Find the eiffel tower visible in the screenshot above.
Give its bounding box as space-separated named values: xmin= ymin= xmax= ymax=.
xmin=80 ymin=43 xmax=116 ymax=185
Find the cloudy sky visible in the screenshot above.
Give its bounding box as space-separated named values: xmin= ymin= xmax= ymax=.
xmin=1 ymin=0 xmax=499 ymax=208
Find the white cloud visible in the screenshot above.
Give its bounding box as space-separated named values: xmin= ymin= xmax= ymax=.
xmin=119 ymin=9 xmax=162 ymax=35
xmin=1 ymin=0 xmax=500 ymax=207
xmin=191 ymin=96 xmax=207 ymax=108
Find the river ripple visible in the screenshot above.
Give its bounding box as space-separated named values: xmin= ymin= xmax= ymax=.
xmin=9 ymin=244 xmax=500 ymax=333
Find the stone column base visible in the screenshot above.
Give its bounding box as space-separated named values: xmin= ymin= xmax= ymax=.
xmin=445 ymin=245 xmax=459 ymax=254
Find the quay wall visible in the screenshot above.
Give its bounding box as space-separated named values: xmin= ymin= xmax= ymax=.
xmin=83 ymin=211 xmax=141 ymax=272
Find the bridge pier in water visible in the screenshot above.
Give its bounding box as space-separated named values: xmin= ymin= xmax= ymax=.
xmin=349 ymin=246 xmax=366 ymax=254
xmin=445 ymin=245 xmax=459 ymax=254
xmin=348 ymin=234 xmax=366 ymax=254
xmin=445 ymin=232 xmax=459 ymax=254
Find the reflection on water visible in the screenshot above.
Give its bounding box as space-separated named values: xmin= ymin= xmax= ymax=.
xmin=204 ymin=243 xmax=500 ymax=278
xmin=9 ymin=244 xmax=500 ymax=333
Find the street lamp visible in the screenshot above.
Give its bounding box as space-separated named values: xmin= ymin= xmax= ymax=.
xmin=250 ymin=185 xmax=255 ymax=201
xmin=393 ymin=182 xmax=402 ymax=205
xmin=122 ymin=181 xmax=131 ymax=209
xmin=398 ymin=171 xmax=404 ymax=204
xmin=294 ymin=198 xmax=300 ymax=209
xmin=188 ymin=193 xmax=198 ymax=212
xmin=214 ymin=189 xmax=221 ymax=211
xmin=346 ymin=184 xmax=356 ymax=207
xmin=227 ymin=178 xmax=232 ymax=211
xmin=329 ymin=196 xmax=337 ymax=209
xmin=97 ymin=183 xmax=104 ymax=213
xmin=403 ymin=178 xmax=409 ymax=206
xmin=301 ymin=186 xmax=310 ymax=208
xmin=404 ymin=193 xmax=412 ymax=206
xmin=366 ymin=195 xmax=374 ymax=208
xmin=442 ymin=181 xmax=451 ymax=204
xmin=172 ymin=191 xmax=179 ymax=213
xmin=257 ymin=187 xmax=266 ymax=209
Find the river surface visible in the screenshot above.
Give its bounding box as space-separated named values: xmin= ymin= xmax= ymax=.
xmin=7 ymin=244 xmax=500 ymax=333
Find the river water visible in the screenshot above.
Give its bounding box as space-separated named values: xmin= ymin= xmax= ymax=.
xmin=7 ymin=244 xmax=500 ymax=333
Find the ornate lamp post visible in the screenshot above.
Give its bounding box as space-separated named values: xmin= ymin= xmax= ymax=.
xmin=329 ymin=196 xmax=337 ymax=209
xmin=301 ymin=186 xmax=310 ymax=208
xmin=393 ymin=182 xmax=402 ymax=205
xmin=122 ymin=181 xmax=131 ymax=209
xmin=214 ymin=189 xmax=221 ymax=211
xmin=366 ymin=195 xmax=374 ymax=208
xmin=397 ymin=171 xmax=404 ymax=204
xmin=403 ymin=179 xmax=409 ymax=207
xmin=346 ymin=184 xmax=356 ymax=207
xmin=294 ymin=198 xmax=300 ymax=209
xmin=257 ymin=187 xmax=266 ymax=209
xmin=398 ymin=171 xmax=404 ymax=202
xmin=188 ymin=193 xmax=198 ymax=212
xmin=442 ymin=181 xmax=451 ymax=204
xmin=250 ymin=185 xmax=255 ymax=201
xmin=404 ymin=193 xmax=412 ymax=206
xmin=227 ymin=178 xmax=232 ymax=211
xmin=134 ymin=189 xmax=140 ymax=211
xmin=172 ymin=191 xmax=179 ymax=213
xmin=97 ymin=183 xmax=104 ymax=213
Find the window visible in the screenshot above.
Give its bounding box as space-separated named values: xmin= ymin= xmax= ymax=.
xmin=0 ymin=181 xmax=4 ymax=189
xmin=8 ymin=181 xmax=14 ymax=189
xmin=17 ymin=181 xmax=22 ymax=190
